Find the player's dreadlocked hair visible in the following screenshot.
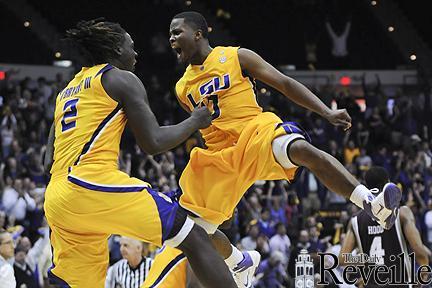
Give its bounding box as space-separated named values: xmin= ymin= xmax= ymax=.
xmin=65 ymin=18 xmax=126 ymax=66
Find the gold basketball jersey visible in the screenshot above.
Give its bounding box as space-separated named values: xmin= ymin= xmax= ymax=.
xmin=175 ymin=46 xmax=262 ymax=151
xmin=51 ymin=64 xmax=126 ymax=175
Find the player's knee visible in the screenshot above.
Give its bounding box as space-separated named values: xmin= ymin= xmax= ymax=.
xmin=190 ymin=217 xmax=218 ymax=234
xmin=272 ymin=133 xmax=305 ymax=169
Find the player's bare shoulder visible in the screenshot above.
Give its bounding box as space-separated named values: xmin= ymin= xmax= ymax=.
xmin=101 ymin=68 xmax=146 ymax=103
xmin=237 ymin=48 xmax=257 ymax=70
xmin=399 ymin=206 xmax=413 ymax=222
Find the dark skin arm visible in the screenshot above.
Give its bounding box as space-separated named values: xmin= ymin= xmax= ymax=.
xmin=102 ymin=68 xmax=211 ymax=155
xmin=338 ymin=221 xmax=358 ymax=266
xmin=400 ymin=206 xmax=431 ymax=266
xmin=174 ymin=90 xmax=207 ymax=148
xmin=43 ymin=123 xmax=55 ymax=173
xmin=238 ymin=48 xmax=352 ymax=130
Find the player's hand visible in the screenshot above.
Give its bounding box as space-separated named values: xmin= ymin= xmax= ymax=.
xmin=325 ymin=109 xmax=352 ymax=131
xmin=191 ymin=106 xmax=212 ymax=129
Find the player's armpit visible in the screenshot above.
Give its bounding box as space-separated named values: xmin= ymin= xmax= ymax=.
xmin=174 ymin=90 xmax=191 ymax=114
xmin=237 ymin=48 xmax=332 ymax=119
xmin=237 ymin=48 xmax=288 ymax=94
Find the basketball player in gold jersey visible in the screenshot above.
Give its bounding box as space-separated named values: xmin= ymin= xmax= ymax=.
xmin=154 ymin=11 xmax=401 ymax=287
xmin=43 ymin=19 xmax=236 ymax=287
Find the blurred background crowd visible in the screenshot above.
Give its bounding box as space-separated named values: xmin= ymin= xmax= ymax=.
xmin=0 ymin=67 xmax=431 ymax=287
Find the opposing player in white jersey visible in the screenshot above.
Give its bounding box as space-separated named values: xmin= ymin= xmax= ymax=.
xmin=340 ymin=166 xmax=431 ymax=287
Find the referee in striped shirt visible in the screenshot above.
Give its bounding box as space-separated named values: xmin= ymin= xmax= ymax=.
xmin=106 ymin=236 xmax=153 ymax=288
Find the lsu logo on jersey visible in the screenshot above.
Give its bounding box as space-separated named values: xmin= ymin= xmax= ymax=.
xmin=187 ymin=74 xmax=230 ymax=120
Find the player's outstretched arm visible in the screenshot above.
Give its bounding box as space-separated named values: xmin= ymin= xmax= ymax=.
xmin=102 ymin=68 xmax=211 ymax=155
xmin=400 ymin=206 xmax=431 ymax=266
xmin=238 ymin=48 xmax=351 ymax=130
xmin=44 ymin=123 xmax=55 ymax=173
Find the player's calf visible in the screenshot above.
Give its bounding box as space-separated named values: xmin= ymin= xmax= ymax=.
xmin=177 ymin=224 xmax=237 ymax=288
xmin=281 ymin=138 xmax=401 ymax=230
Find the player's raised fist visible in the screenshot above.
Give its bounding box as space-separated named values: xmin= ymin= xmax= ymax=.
xmin=191 ymin=106 xmax=212 ymax=129
xmin=325 ymin=109 xmax=352 ymax=131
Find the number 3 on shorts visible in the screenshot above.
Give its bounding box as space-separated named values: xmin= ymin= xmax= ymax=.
xmin=61 ymin=98 xmax=79 ymax=132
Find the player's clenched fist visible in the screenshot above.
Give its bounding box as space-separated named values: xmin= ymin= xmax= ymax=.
xmin=191 ymin=106 xmax=212 ymax=129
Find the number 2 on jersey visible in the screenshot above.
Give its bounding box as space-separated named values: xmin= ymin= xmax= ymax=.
xmin=61 ymin=98 xmax=79 ymax=132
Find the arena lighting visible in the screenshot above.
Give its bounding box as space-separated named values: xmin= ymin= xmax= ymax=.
xmin=339 ymin=76 xmax=352 ymax=86
xmin=185 ymin=0 xmax=191 ymax=6
xmin=371 ymin=0 xmax=377 ymax=6
xmin=388 ymin=26 xmax=394 ymax=32
xmin=260 ymin=88 xmax=267 ymax=93
xmin=24 ymin=21 xmax=30 ymax=27
xmin=208 ymin=26 xmax=213 ymax=32
xmin=53 ymin=60 xmax=72 ymax=67
xmin=0 ymin=71 xmax=5 ymax=80
xmin=55 ymin=52 xmax=61 ymax=58
xmin=410 ymin=54 xmax=417 ymax=61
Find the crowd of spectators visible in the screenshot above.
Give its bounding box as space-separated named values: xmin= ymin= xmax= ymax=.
xmin=0 ymin=68 xmax=431 ymax=287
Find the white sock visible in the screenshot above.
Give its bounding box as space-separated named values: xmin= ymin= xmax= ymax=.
xmin=225 ymin=245 xmax=244 ymax=269
xmin=350 ymin=184 xmax=375 ymax=209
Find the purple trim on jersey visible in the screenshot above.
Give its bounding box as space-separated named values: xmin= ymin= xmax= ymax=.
xmin=277 ymin=121 xmax=311 ymax=143
xmin=146 ymin=189 xmax=179 ymax=242
xmin=67 ymin=176 xmax=179 ymax=242
xmin=233 ymin=252 xmax=254 ymax=273
xmin=48 ymin=234 xmax=70 ymax=288
xmin=149 ymin=253 xmax=186 ymax=287
xmin=47 ymin=228 xmax=70 ymax=287
xmin=95 ymin=63 xmax=114 ymax=77
xmin=73 ymin=104 xmax=121 ymax=166
xmin=67 ymin=175 xmax=147 ymax=192
xmin=48 ymin=268 xmax=70 ymax=287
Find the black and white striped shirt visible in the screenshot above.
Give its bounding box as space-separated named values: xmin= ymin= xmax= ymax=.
xmin=106 ymin=257 xmax=153 ymax=288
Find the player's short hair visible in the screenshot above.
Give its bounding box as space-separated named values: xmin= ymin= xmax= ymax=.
xmin=365 ymin=166 xmax=390 ymax=191
xmin=173 ymin=11 xmax=209 ymax=38
xmin=65 ymin=18 xmax=126 ymax=66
